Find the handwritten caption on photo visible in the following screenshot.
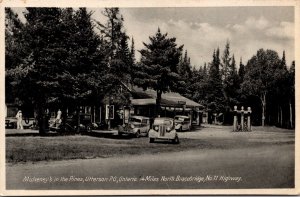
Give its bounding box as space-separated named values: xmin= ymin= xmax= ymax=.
xmin=22 ymin=175 xmax=242 ymax=184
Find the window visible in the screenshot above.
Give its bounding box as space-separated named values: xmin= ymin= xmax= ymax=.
xmin=164 ymin=120 xmax=172 ymax=126
xmin=130 ymin=117 xmax=142 ymax=123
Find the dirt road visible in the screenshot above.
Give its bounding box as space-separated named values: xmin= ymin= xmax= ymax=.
xmin=6 ymin=125 xmax=295 ymax=190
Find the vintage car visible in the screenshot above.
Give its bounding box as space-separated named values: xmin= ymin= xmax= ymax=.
xmin=174 ymin=115 xmax=191 ymax=131
xmin=148 ymin=117 xmax=179 ymax=144
xmin=49 ymin=113 xmax=93 ymax=133
xmin=5 ymin=117 xmax=17 ymax=129
xmin=5 ymin=117 xmax=36 ymax=129
xmin=118 ymin=116 xmax=150 ymax=138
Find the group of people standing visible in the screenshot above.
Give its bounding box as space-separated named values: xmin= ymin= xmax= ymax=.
xmin=15 ymin=109 xmax=62 ymax=130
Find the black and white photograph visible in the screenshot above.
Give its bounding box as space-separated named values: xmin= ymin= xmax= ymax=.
xmin=1 ymin=0 xmax=299 ymax=195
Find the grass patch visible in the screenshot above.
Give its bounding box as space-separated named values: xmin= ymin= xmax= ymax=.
xmin=6 ymin=135 xmax=214 ymax=163
xmin=6 ymin=126 xmax=294 ymax=164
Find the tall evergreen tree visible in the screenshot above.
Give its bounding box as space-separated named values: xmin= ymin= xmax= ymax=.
xmin=281 ymin=50 xmax=287 ymax=69
xmin=225 ymin=54 xmax=240 ymax=107
xmin=219 ymin=42 xmax=242 ymax=124
xmin=5 ymin=8 xmax=27 ymax=71
xmin=178 ymin=50 xmax=192 ymax=95
xmin=96 ymin=7 xmax=133 ymax=107
xmin=6 ymin=8 xmax=64 ymax=133
xmin=187 ymin=64 xmax=209 ymax=108
xmin=133 ymin=28 xmax=184 ymax=117
xmin=97 ymin=8 xmax=124 ymax=58
xmin=5 ymin=8 xmax=29 ymax=104
xmin=221 ymin=41 xmax=231 ymax=82
xmin=269 ymin=51 xmax=290 ymax=127
xmin=238 ymin=57 xmax=245 ymax=82
xmin=220 ymin=42 xmax=232 ymax=116
xmin=6 ymin=8 xmax=107 ymax=133
xmin=128 ymin=37 xmax=136 ymax=85
xmin=178 ymin=50 xmax=192 ymax=80
xmin=206 ymin=48 xmax=225 ymax=116
xmin=288 ymin=61 xmax=295 ymax=128
xmin=130 ymin=37 xmax=136 ymax=64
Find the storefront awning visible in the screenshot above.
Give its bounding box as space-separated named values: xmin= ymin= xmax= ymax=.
xmin=131 ymin=87 xmax=203 ymax=108
xmin=131 ymin=99 xmax=156 ymax=106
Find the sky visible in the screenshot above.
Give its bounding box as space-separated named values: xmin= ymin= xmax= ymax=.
xmin=13 ymin=7 xmax=295 ymax=68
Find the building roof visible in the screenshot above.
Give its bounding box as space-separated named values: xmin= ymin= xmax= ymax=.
xmin=131 ymin=87 xmax=203 ymax=108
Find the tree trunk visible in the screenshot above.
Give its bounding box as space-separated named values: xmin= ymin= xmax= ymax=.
xmin=156 ymin=90 xmax=162 ymax=117
xmin=261 ymin=92 xmax=266 ymax=127
xmin=289 ymin=99 xmax=293 ymax=128
xmin=37 ymin=102 xmax=49 ymax=135
xmin=280 ymin=106 xmax=283 ymax=127
xmin=277 ymin=105 xmax=280 ymax=126
xmin=38 ymin=105 xmax=45 ymax=135
xmin=62 ymin=107 xmax=67 ymax=132
xmin=76 ymin=106 xmax=80 ymax=133
xmin=221 ymin=86 xmax=232 ymax=125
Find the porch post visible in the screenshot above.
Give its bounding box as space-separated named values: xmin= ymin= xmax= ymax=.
xmin=241 ymin=106 xmax=244 ymax=131
xmin=233 ymin=106 xmax=237 ymax=132
xmin=247 ymin=107 xmax=252 ymax=131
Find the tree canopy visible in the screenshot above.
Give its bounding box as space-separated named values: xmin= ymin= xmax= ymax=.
xmin=241 ymin=49 xmax=286 ymax=126
xmin=133 ymin=28 xmax=184 ymax=117
xmin=5 ymin=7 xmax=295 ymax=129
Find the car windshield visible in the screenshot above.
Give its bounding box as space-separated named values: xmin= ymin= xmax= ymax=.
xmin=154 ymin=119 xmax=172 ymax=125
xmin=130 ymin=117 xmax=142 ymax=123
xmin=174 ymin=117 xmax=184 ymax=121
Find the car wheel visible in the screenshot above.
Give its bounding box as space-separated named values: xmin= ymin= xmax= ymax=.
xmin=135 ymin=131 xmax=140 ymax=138
xmin=173 ymin=136 xmax=180 ymax=144
xmin=86 ymin=125 xmax=92 ymax=133
xmin=149 ymin=138 xmax=154 ymax=143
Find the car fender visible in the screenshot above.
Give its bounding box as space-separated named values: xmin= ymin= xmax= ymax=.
xmin=148 ymin=129 xmax=157 ymax=138
xmin=166 ymin=130 xmax=177 ymax=138
xmin=175 ymin=124 xmax=182 ymax=130
xmin=118 ymin=125 xmax=124 ymax=132
xmin=132 ymin=128 xmax=139 ymax=133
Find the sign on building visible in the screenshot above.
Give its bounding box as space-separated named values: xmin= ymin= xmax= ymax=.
xmin=105 ymin=105 xmax=114 ymax=119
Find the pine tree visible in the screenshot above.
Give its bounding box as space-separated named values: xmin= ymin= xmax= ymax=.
xmin=130 ymin=37 xmax=136 ymax=64
xmin=221 ymin=41 xmax=231 ymax=82
xmin=178 ymin=50 xmax=192 ymax=80
xmin=203 ymin=63 xmax=208 ymax=76
xmin=238 ymin=57 xmax=245 ymax=82
xmin=97 ymin=8 xmax=124 ymax=58
xmin=96 ymin=7 xmax=132 ymax=93
xmin=281 ymin=50 xmax=287 ymax=69
xmin=6 ymin=8 xmax=107 ymax=133
xmin=133 ymin=28 xmax=183 ymax=117
xmin=206 ymin=48 xmax=225 ymax=116
xmin=5 ymin=8 xmax=29 ymax=104
xmin=128 ymin=37 xmax=136 ymax=85
xmin=187 ymin=64 xmax=210 ymax=108
xmin=288 ymin=61 xmax=295 ymax=128
xmin=178 ymin=50 xmax=192 ymax=95
xmin=94 ymin=7 xmax=134 ymax=127
xmin=226 ymin=54 xmax=240 ymax=107
xmin=5 ymin=8 xmax=27 ymax=71
xmin=114 ymin=32 xmax=131 ymax=77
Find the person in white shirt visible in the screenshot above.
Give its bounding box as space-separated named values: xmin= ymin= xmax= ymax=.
xmin=16 ymin=110 xmax=23 ymax=130
xmin=55 ymin=109 xmax=62 ymax=127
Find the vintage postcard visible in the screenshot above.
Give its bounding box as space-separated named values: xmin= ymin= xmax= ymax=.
xmin=1 ymin=0 xmax=299 ymax=195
